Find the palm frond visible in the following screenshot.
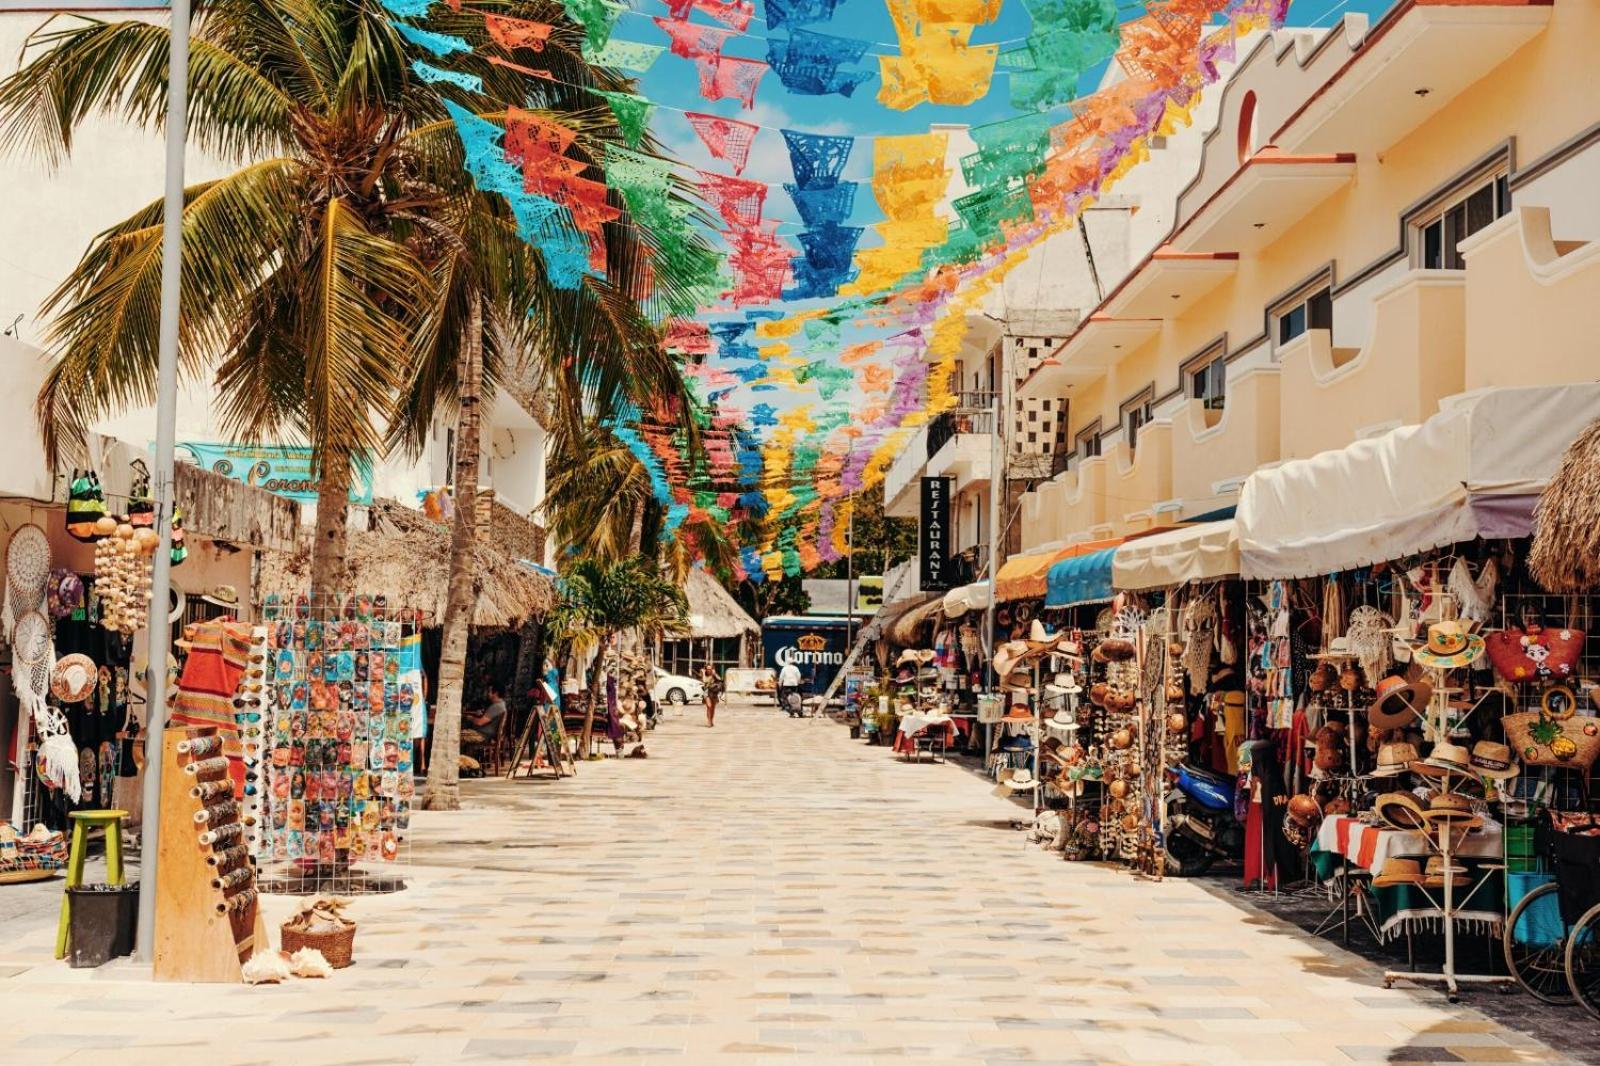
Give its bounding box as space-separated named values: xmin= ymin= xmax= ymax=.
xmin=0 ymin=15 xmax=295 ymax=166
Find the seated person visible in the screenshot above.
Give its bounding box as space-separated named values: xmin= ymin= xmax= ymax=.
xmin=467 ymin=684 xmax=508 ymax=742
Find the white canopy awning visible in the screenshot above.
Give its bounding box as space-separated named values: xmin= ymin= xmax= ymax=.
xmin=1239 ymin=384 xmax=1600 ymax=579
xmin=1113 ymin=520 xmax=1240 ymax=591
xmin=942 ymin=580 xmax=991 ymax=619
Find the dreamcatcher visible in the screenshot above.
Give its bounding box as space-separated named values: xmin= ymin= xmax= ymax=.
xmin=1345 ymin=605 xmax=1394 ymax=692
xmin=4 ymin=523 xmax=51 ymax=644
xmin=1179 ymin=593 xmax=1218 ymax=695
xmin=14 ymin=609 xmax=79 ymax=802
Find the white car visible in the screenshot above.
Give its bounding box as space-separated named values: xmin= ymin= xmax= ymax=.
xmin=652 ymin=668 xmax=705 ymax=705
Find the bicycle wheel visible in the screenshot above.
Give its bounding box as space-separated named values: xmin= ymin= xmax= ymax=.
xmin=1565 ymin=901 xmax=1600 ymax=1020
xmin=1504 ymin=881 xmax=1574 ymax=1004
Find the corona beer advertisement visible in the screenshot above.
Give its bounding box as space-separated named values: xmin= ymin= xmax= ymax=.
xmin=179 ymin=442 xmax=375 ymax=505
xmin=760 ymin=617 xmax=859 ymax=696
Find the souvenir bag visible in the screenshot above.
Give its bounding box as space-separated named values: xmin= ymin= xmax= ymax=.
xmin=1485 ymin=621 xmax=1584 ymax=682
xmin=65 ymin=470 xmax=109 ymax=541
xmin=1501 ymin=677 xmax=1600 ymax=772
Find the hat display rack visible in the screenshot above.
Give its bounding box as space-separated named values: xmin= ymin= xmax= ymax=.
xmin=1381 ymin=602 xmax=1518 ymax=1001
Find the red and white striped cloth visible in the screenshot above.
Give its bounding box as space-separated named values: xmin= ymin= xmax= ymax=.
xmin=1314 ymin=813 xmax=1503 ymax=873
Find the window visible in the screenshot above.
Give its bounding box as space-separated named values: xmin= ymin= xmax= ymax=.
xmin=1075 ymin=425 xmax=1101 ymax=462
xmin=1190 ymin=356 xmax=1227 ymax=410
xmin=1275 ymin=286 xmax=1331 ymax=347
xmin=1121 ymin=393 xmax=1154 ymax=453
xmin=1414 ymin=171 xmax=1510 ymax=270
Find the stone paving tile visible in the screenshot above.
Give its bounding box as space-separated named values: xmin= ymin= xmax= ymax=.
xmin=0 ymin=702 xmax=1582 ymax=1064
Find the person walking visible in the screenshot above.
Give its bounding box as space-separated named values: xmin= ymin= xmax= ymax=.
xmin=778 ymin=660 xmax=804 ymax=717
xmin=699 ymin=664 xmax=723 ymax=728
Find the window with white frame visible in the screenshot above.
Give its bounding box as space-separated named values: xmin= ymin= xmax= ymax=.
xmin=1413 ymin=170 xmax=1510 ymax=270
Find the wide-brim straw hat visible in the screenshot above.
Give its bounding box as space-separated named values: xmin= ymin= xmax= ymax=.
xmin=1422 ymin=791 xmax=1482 ymax=828
xmin=1468 ymin=740 xmax=1520 ymax=780
xmin=1369 ymin=741 xmax=1421 ymax=778
xmin=1412 ymin=741 xmax=1474 ymax=778
xmin=1373 ymin=856 xmax=1424 ymax=888
xmin=896 ymin=649 xmax=920 ymax=667
xmin=1369 ymin=675 xmax=1432 ymax=731
xmin=1374 ymin=792 xmax=1427 ymax=831
xmin=50 ymin=653 xmax=97 ymax=704
xmin=1412 ymin=620 xmax=1485 ymax=669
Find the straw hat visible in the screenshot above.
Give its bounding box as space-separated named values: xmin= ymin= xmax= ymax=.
xmin=1369 ymin=741 xmax=1421 ymax=778
xmin=1412 ymin=620 xmax=1485 ymax=670
xmin=201 ymin=584 xmax=240 ymax=610
xmin=1422 ymin=791 xmax=1482 ymax=828
xmin=896 ymin=649 xmax=920 ymax=667
xmin=1468 ymin=740 xmax=1519 ymax=780
xmin=1374 ymin=792 xmax=1427 ymax=831
xmin=1369 ymin=675 xmax=1432 ymax=730
xmin=1412 ymin=741 xmax=1473 ymax=778
xmin=1045 ymin=672 xmax=1081 ymax=697
xmin=1373 ymin=856 xmax=1424 ymax=888
xmin=998 ymin=767 xmax=1037 ymax=792
xmin=1048 ymin=707 xmax=1080 ymax=730
xmin=1422 ymin=855 xmax=1469 ymax=888
xmin=992 ymin=640 xmax=1030 ymax=681
xmin=50 ymin=654 xmax=97 ymax=704
xmin=1001 ymin=704 xmax=1034 ymax=723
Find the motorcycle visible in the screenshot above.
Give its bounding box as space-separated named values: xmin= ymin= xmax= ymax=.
xmin=780 ymin=686 xmax=806 ymax=718
xmin=1163 ymin=763 xmax=1245 ymax=876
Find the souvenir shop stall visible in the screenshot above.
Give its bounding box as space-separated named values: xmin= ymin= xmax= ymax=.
xmin=1 ymin=442 xmax=289 ymax=886
xmin=1232 ymin=385 xmax=1600 ymax=1003
xmin=1106 ymin=520 xmax=1247 ymax=878
xmin=863 ymin=594 xmax=972 ymax=751
xmin=1009 ymin=545 xmax=1121 ymax=863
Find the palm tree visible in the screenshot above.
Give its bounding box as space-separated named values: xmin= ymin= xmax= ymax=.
xmin=551 ymin=555 xmax=687 ymax=754
xmin=0 ymin=0 xmax=710 ymax=606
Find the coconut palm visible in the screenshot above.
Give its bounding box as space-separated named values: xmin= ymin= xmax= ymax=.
xmin=550 ymin=555 xmax=687 ymax=754
xmin=0 ymin=0 xmax=712 ymax=606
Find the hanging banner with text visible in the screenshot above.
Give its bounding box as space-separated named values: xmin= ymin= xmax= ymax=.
xmin=178 ymin=443 xmax=375 ymax=506
xmin=919 ymin=475 xmax=952 ymax=592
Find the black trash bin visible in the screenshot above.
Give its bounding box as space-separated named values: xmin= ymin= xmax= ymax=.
xmin=68 ymin=882 xmax=139 ymax=968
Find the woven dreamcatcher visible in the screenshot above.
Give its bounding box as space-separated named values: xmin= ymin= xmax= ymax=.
xmin=1180 ymin=594 xmax=1218 ymax=695
xmin=4 ymin=523 xmax=51 ymax=643
xmin=1345 ymin=605 xmax=1394 ymax=691
xmin=14 ymin=608 xmax=79 ymax=801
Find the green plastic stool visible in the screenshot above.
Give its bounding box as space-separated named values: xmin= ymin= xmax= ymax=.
xmin=54 ymin=809 xmax=128 ymax=960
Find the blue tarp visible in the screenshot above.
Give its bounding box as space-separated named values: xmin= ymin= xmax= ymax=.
xmin=1044 ymin=547 xmax=1116 ymax=609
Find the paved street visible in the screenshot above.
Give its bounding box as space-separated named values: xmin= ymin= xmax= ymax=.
xmin=0 ymin=700 xmax=1572 ymax=1064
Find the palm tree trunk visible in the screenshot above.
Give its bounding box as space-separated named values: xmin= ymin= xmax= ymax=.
xmin=579 ymin=632 xmax=610 ymax=756
xmin=422 ymin=292 xmax=485 ymax=811
xmin=310 ymin=450 xmax=353 ymax=605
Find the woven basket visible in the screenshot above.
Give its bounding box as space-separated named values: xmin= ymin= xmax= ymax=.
xmin=1503 ymin=711 xmax=1600 ymax=772
xmin=280 ymin=921 xmax=356 ymax=968
xmin=976 ymin=694 xmax=1006 ymax=724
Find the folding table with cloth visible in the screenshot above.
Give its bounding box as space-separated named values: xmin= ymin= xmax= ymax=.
xmin=1313 ymin=813 xmax=1505 ymax=943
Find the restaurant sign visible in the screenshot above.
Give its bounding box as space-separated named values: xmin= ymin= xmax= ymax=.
xmin=178 ymin=443 xmax=375 ymax=505
xmin=919 ymin=476 xmax=953 ymax=592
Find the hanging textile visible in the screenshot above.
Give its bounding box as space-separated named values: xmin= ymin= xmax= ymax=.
xmin=663 ymin=0 xmax=756 ymax=31
xmin=412 ymin=60 xmax=483 ymax=93
xmin=484 ymin=14 xmax=554 ymax=51
xmin=562 ymin=0 xmax=627 ymax=52
xmin=392 ymin=22 xmax=472 ymax=57
xmin=584 ymin=39 xmax=666 ymax=70
xmin=698 ymin=171 xmax=769 ymax=228
xmin=781 ymin=129 xmax=854 ymax=190
xmin=695 ymin=54 xmax=769 ymax=108
xmin=653 ymin=16 xmax=737 ymax=59
xmin=765 ymin=0 xmax=845 ymax=29
xmin=767 ymin=30 xmax=874 ymax=97
xmin=685 ymin=112 xmax=759 ymax=174
xmin=593 ymin=89 xmax=653 ymax=147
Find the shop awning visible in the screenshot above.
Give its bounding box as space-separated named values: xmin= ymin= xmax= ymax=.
xmin=994 ymin=548 xmax=1069 ymax=603
xmin=1112 ymin=520 xmax=1240 ymax=591
xmin=887 ymin=596 xmax=944 ymax=646
xmin=994 ymin=537 xmax=1126 ymax=602
xmin=1044 ymin=547 xmax=1117 ymax=609
xmin=942 ymin=580 xmax=990 ymax=619
xmin=1239 ymin=383 xmax=1600 ymax=579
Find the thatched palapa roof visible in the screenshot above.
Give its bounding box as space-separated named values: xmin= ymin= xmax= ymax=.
xmin=258 ymin=500 xmax=555 ymax=629
xmin=679 ymin=568 xmax=760 ymax=639
xmin=1530 ymin=418 xmax=1600 ymax=593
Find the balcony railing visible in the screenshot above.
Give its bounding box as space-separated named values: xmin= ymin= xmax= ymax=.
xmin=927 ymin=404 xmax=996 ymax=461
